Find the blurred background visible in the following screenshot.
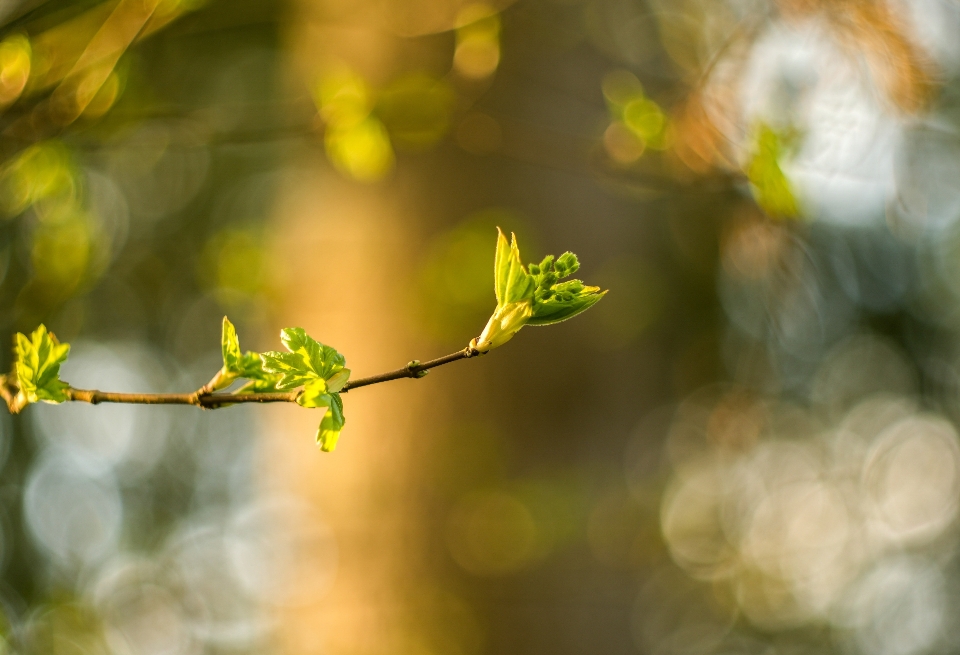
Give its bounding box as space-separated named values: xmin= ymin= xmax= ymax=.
xmin=2 ymin=0 xmax=960 ymax=653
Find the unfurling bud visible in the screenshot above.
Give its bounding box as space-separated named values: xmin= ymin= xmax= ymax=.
xmin=473 ymin=228 xmax=606 ymax=352
xmin=474 ymin=300 xmax=534 ymax=352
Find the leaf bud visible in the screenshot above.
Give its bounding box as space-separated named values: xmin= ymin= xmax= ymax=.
xmin=474 ymin=300 xmax=533 ymax=352
xmin=556 ymin=252 xmax=579 ymax=275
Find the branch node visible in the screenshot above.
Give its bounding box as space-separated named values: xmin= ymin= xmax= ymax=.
xmin=406 ymin=360 xmax=428 ymax=379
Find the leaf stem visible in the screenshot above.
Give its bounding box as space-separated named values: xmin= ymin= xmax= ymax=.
xmin=58 ymin=346 xmax=482 ymax=409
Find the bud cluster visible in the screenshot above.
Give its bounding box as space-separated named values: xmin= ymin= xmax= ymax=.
xmin=472 ymin=228 xmax=606 ymax=351
xmin=530 ymin=252 xmax=583 ymax=302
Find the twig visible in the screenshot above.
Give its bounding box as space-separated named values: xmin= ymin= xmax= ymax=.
xmin=64 ymin=388 xmax=299 ymax=408
xmin=60 ymin=346 xmax=482 ymax=408
xmin=341 ymin=347 xmax=480 ymax=392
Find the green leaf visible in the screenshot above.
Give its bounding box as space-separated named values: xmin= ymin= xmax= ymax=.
xmin=237 ymin=376 xmax=284 ymax=393
xmin=296 ymin=383 xmax=345 ymax=451
xmin=14 ymin=325 xmax=70 ymax=406
xmin=236 ymin=326 xmax=349 ymax=451
xmin=325 ymin=368 xmax=351 ymax=393
xmin=527 ymin=248 xmax=605 ymax=326
xmin=218 ymin=317 xmax=280 ymax=391
xmin=317 ymin=392 xmax=345 ymax=452
xmin=221 ymin=316 xmax=242 ymax=372
xmin=296 ymin=378 xmax=328 ymax=407
xmin=279 ymin=327 xmax=346 ymax=380
xmin=262 ymin=327 xmax=349 ymax=392
xmin=494 ymin=227 xmax=509 ymax=305
xmin=529 ymin=287 xmax=607 ymax=325
xmin=494 ymin=228 xmax=535 ymax=306
xmin=260 ymin=351 xmax=317 ymax=390
xmin=237 ymin=353 xmax=268 ymax=380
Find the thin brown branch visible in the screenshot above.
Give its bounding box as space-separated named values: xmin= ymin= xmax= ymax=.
xmin=55 ymin=346 xmax=482 ymax=409
xmin=64 ymin=388 xmax=299 ymax=408
xmin=341 ymin=346 xmax=481 ymax=392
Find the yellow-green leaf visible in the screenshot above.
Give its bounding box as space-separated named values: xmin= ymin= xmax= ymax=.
xmin=296 ymin=378 xmax=328 ymax=408
xmin=14 ymin=325 xmax=70 ymax=407
xmin=218 ymin=316 xmax=279 ymax=392
xmin=494 ymin=228 xmax=535 ymax=306
xmin=316 ymin=392 xmax=345 ymax=452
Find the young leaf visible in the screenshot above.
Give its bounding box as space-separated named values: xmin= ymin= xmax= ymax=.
xmin=295 ymin=380 xmax=345 ymax=451
xmin=317 ymin=392 xmax=345 ymax=452
xmin=14 ymin=325 xmax=70 ymax=408
xmin=262 ymin=327 xmax=350 ymax=450
xmin=260 ymin=350 xmax=318 ymax=390
xmin=263 ymin=328 xmax=349 ymax=389
xmin=222 ymin=317 xmax=242 ymax=372
xmin=494 ymin=228 xmax=536 ymax=305
xmin=216 ymin=317 xmax=279 ymax=392
xmin=236 ymin=376 xmax=284 ymax=393
xmin=325 ymin=368 xmax=351 ymax=393
xmin=474 ymin=228 xmax=606 ymax=351
xmin=526 ymin=242 xmax=606 ymax=326
xmin=279 ymin=327 xmax=347 ymax=380
xmin=528 ymin=287 xmax=607 ymax=325
xmin=296 ymin=378 xmax=328 ymax=407
xmin=494 ymin=227 xmax=510 ymax=305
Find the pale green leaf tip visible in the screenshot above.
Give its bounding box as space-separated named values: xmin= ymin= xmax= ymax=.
xmin=318 ymin=428 xmax=340 ymax=452
xmin=315 ymin=400 xmax=344 ymax=452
